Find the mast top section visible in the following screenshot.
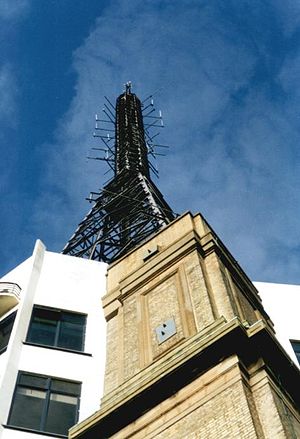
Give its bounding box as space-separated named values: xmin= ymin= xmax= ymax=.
xmin=125 ymin=81 xmax=132 ymax=94
xmin=62 ymin=84 xmax=176 ymax=263
xmin=115 ymin=83 xmax=150 ymax=178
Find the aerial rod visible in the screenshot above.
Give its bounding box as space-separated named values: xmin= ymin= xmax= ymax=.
xmin=103 ymin=103 xmax=115 ymax=120
xmin=141 ymin=87 xmax=163 ymax=104
xmin=96 ymin=119 xmax=114 ymax=124
xmin=93 ymin=133 xmax=115 ymax=139
xmin=100 ymin=138 xmax=113 ymax=148
xmin=104 ymin=96 xmax=115 ymax=111
xmin=144 ymin=120 xmax=164 ymax=128
xmin=143 ymin=107 xmax=156 ymax=118
xmin=143 ymin=115 xmax=162 ymax=119
xmin=93 ymin=134 xmax=115 ymax=140
xmin=102 ymin=108 xmax=115 ymax=123
xmin=142 ymin=101 xmax=154 ymax=113
xmin=91 ymin=147 xmax=114 ymax=157
xmin=94 ymin=127 xmax=115 ymax=132
xmin=148 ymin=162 xmax=159 ymax=177
xmin=86 ymin=156 xmax=114 ymax=162
xmin=99 ymin=137 xmax=114 ymax=154
xmin=145 ymin=130 xmax=160 ymax=143
xmin=144 ymin=110 xmax=162 ymax=119
xmin=91 ymin=147 xmax=108 ymax=152
xmin=149 ymin=151 xmax=166 ymax=157
xmin=86 ymin=154 xmax=115 ymax=171
xmin=95 ymin=114 xmax=114 ymax=123
xmin=91 ymin=147 xmax=112 ymax=152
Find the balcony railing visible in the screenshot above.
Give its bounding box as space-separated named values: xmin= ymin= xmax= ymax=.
xmin=0 ymin=282 xmax=21 ymax=317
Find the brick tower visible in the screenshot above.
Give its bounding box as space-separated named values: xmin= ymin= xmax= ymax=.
xmin=68 ymin=88 xmax=300 ymax=438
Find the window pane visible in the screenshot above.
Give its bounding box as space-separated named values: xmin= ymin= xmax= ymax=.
xmin=8 ymin=373 xmax=81 ymax=435
xmin=9 ymin=387 xmax=46 ymax=430
xmin=19 ymin=374 xmax=48 ymax=389
xmin=27 ymin=308 xmax=59 ymax=346
xmin=45 ymin=393 xmax=78 ymax=435
xmin=51 ymin=379 xmax=81 ymax=395
xmin=58 ymin=318 xmax=85 ymax=351
xmin=26 ymin=307 xmax=86 ymax=351
xmin=62 ymin=313 xmax=86 ymax=325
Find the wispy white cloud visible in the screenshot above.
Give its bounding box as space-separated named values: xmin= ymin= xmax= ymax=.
xmin=0 ymin=63 xmax=18 ymax=125
xmin=0 ymin=0 xmax=30 ymax=21
xmin=29 ymin=0 xmax=300 ymax=283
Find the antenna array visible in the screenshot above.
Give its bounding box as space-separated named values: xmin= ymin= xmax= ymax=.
xmin=62 ymin=83 xmax=176 ymax=263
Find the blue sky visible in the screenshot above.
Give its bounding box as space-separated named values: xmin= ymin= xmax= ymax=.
xmin=1 ymin=0 xmax=300 ymax=283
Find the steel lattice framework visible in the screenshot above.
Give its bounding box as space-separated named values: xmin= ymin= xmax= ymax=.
xmin=62 ymin=85 xmax=175 ymax=263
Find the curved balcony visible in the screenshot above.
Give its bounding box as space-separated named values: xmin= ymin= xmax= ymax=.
xmin=0 ymin=282 xmax=21 ymax=317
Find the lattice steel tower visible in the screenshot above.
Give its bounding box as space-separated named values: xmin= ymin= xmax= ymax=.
xmin=62 ymin=83 xmax=175 ymax=262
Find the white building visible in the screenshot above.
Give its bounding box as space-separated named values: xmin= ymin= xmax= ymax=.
xmin=1 ymin=237 xmax=299 ymax=439
xmin=255 ymin=281 xmax=300 ymax=367
xmin=0 ymin=240 xmax=107 ymax=439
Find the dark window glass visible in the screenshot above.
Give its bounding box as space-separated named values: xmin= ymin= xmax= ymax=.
xmin=45 ymin=393 xmax=78 ymax=435
xmin=26 ymin=306 xmax=86 ymax=352
xmin=291 ymin=340 xmax=300 ymax=364
xmin=58 ymin=313 xmax=86 ymax=351
xmin=0 ymin=311 xmax=17 ymax=353
xmin=19 ymin=374 xmax=48 ymax=389
xmin=51 ymin=379 xmax=81 ymax=394
xmin=27 ymin=308 xmax=58 ymax=346
xmin=9 ymin=387 xmax=46 ymax=430
xmin=8 ymin=372 xmax=81 ymax=436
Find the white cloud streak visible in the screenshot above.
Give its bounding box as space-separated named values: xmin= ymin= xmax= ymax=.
xmin=31 ymin=0 xmax=300 ymax=283
xmin=0 ymin=0 xmax=30 ymax=21
xmin=0 ymin=63 xmax=18 ymax=125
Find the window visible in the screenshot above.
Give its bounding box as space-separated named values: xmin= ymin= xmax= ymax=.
xmin=290 ymin=340 xmax=300 ymax=365
xmin=0 ymin=311 xmax=16 ymax=354
xmin=26 ymin=306 xmax=86 ymax=352
xmin=8 ymin=372 xmax=81 ymax=436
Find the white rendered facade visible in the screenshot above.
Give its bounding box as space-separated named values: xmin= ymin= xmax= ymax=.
xmin=1 ymin=238 xmax=299 ymax=439
xmin=255 ymin=281 xmax=300 ymax=367
xmin=0 ymin=240 xmax=107 ymax=439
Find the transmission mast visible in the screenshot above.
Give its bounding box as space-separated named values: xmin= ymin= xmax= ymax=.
xmin=62 ymin=83 xmax=176 ymax=263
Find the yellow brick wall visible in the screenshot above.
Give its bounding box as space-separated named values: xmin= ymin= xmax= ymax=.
xmin=203 ymin=252 xmax=236 ymax=321
xmin=251 ymin=367 xmax=300 ymax=438
xmin=232 ymin=281 xmax=257 ymax=325
xmin=110 ymin=356 xmax=260 ymax=439
xmin=70 ymin=214 xmax=299 ymax=439
xmin=123 ymin=295 xmax=140 ymax=380
xmin=102 ymin=214 xmax=264 ymax=396
xmin=103 ymin=315 xmax=119 ymax=395
xmin=145 ymin=273 xmax=184 ymax=359
xmin=184 ymin=252 xmax=216 ymax=330
xmin=105 ymin=357 xmax=300 ymax=439
xmin=104 ymin=251 xmax=220 ymax=389
xmin=271 ymin=384 xmax=300 ymax=438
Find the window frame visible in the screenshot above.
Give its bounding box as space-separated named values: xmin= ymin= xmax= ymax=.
xmin=26 ymin=306 xmax=87 ymax=353
xmin=7 ymin=371 xmax=81 ymax=437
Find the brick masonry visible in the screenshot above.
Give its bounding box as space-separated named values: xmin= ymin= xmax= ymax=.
xmin=102 ymin=213 xmax=270 ymax=394
xmin=69 ymin=212 xmax=300 ymax=439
